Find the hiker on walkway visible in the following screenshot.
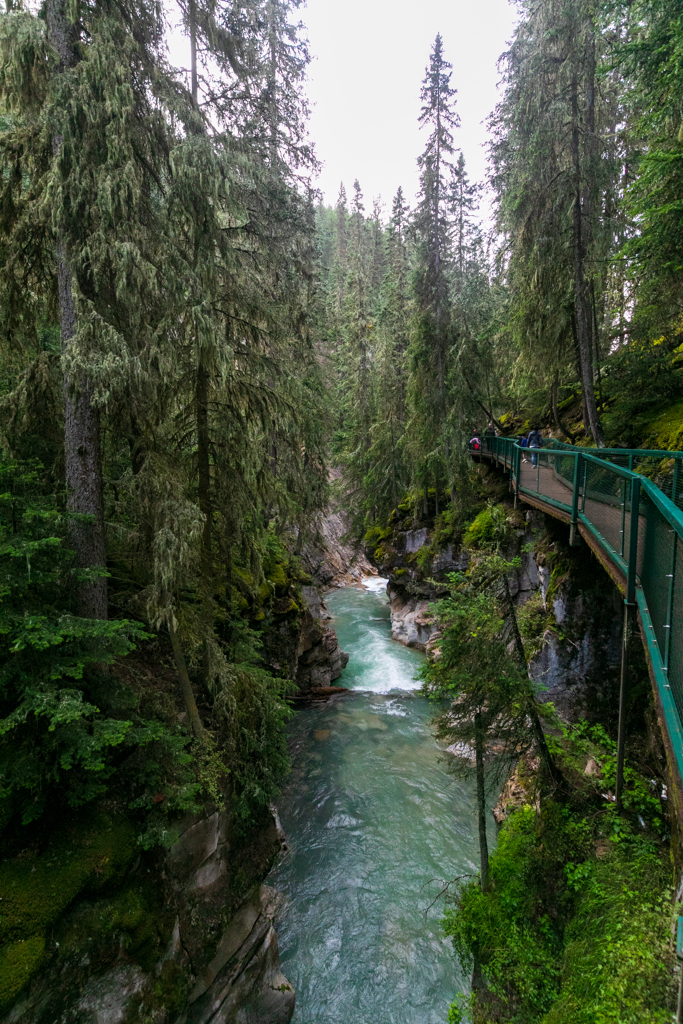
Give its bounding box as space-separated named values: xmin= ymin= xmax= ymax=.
xmin=519 ymin=433 xmax=529 ymax=464
xmin=528 ymin=426 xmax=543 ymax=467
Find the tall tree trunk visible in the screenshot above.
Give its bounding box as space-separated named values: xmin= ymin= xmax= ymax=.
xmin=551 ymin=372 xmax=576 ymax=443
xmin=197 ymin=362 xmax=213 ymax=686
xmin=47 ymin=0 xmax=108 ymax=620
xmin=168 ymin=619 xmax=205 ymax=742
xmin=571 ymin=73 xmax=604 ymax=447
xmin=504 ymin=575 xmax=562 ymax=788
xmin=474 ymin=709 xmax=489 ymax=891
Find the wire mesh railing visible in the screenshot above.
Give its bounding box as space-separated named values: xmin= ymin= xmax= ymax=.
xmin=477 ymin=434 xmax=683 ymax=787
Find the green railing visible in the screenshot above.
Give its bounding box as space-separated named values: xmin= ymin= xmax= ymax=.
xmin=478 ymin=435 xmax=683 ymax=795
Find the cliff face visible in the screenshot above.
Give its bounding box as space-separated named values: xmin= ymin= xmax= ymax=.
xmin=373 ymin=501 xmax=626 ymax=726
xmin=0 ymin=803 xmax=292 ymax=1024
xmin=301 ymin=507 xmax=375 ymax=589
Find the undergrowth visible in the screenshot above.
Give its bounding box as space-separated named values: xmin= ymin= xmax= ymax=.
xmin=444 ymin=724 xmax=676 ymax=1023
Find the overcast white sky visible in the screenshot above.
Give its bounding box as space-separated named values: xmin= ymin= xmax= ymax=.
xmin=301 ymin=0 xmax=519 ymax=214
xmin=168 ymin=0 xmax=519 ymax=217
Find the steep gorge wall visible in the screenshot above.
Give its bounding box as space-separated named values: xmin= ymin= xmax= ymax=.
xmin=374 ymin=505 xmax=626 ymax=727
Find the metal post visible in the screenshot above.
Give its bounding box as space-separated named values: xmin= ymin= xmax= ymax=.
xmin=677 ymin=917 xmax=683 ymax=1024
xmin=674 ymin=458 xmax=681 ymax=509
xmin=616 ymin=478 xmax=640 ymax=810
xmin=569 ymin=453 xmax=582 ymax=547
xmin=514 ymin=444 xmax=520 ymax=509
xmin=615 ymin=601 xmax=632 ymax=811
xmin=619 ymin=480 xmax=627 ymax=558
xmin=664 ymin=529 xmax=678 ymax=672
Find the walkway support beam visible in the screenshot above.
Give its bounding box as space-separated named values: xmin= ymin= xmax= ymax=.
xmin=569 ymin=452 xmax=582 ymax=547
xmin=616 ymin=478 xmax=640 ymax=809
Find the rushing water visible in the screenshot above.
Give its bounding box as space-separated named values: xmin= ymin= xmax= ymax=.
xmin=268 ymin=579 xmax=488 ymax=1024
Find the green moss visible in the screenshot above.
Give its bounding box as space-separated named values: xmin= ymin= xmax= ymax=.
xmin=518 ymin=592 xmax=552 ymax=659
xmin=542 ymin=852 xmax=673 ymax=1024
xmin=463 ymin=505 xmax=503 ymax=549
xmin=233 ymin=565 xmax=255 ymax=591
xmin=0 ymin=935 xmax=45 ymax=1009
xmin=0 ymin=811 xmax=136 ymax=944
xmin=265 ymin=561 xmax=288 ymax=589
xmin=443 ymin=735 xmax=674 ymax=1024
xmin=393 ymin=568 xmax=407 ymax=577
xmin=154 ymin=960 xmax=187 ymax=1013
xmin=273 ymin=597 xmax=299 ymax=616
xmin=640 ymin=398 xmax=683 ymax=451
xmin=365 ymin=524 xmax=392 ymax=547
xmin=57 ymin=885 xmax=164 ymax=974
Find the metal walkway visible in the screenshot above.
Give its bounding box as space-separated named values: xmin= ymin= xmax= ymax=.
xmin=478 ymin=435 xmax=683 ymax=803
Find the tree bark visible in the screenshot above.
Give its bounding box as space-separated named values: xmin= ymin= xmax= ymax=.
xmin=571 ymin=72 xmax=604 ymax=447
xmin=168 ymin=619 xmax=205 ymax=742
xmin=474 ymin=709 xmax=489 ymax=891
xmin=197 ymin=362 xmax=213 ymax=686
xmin=47 ymin=0 xmax=108 ymax=620
xmin=551 ymin=373 xmax=576 ymax=443
xmin=504 ymin=575 xmax=562 ymax=788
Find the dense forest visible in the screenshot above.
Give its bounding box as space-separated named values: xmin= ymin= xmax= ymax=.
xmin=1 ymin=0 xmax=683 ymax=1020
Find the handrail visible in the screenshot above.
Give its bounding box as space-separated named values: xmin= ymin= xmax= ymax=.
xmin=474 ymin=434 xmax=683 ymax=800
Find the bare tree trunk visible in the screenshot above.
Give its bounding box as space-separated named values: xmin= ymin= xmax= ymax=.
xmin=551 ymin=373 xmax=576 ymax=443
xmin=168 ymin=619 xmax=205 ymax=742
xmin=504 ymin=575 xmax=562 ymax=788
xmin=47 ymin=0 xmax=108 ymax=620
xmin=474 ymin=709 xmax=489 ymax=891
xmin=197 ymin=362 xmax=213 ymax=686
xmin=571 ymin=72 xmax=604 ymax=447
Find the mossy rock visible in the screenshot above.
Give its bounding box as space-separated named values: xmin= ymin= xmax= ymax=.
xmin=57 ymin=886 xmax=165 ymax=975
xmin=0 ymin=811 xmax=136 ymax=944
xmin=265 ymin=561 xmax=288 ymax=590
xmin=273 ymin=597 xmax=299 ymax=617
xmin=364 ymin=525 xmax=392 ymax=547
xmin=153 ymin=960 xmax=187 ymax=1013
xmin=463 ymin=506 xmax=500 ymax=548
xmin=0 ymin=935 xmax=45 ymax=1009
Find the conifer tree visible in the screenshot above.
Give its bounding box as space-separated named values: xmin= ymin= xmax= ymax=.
xmin=370 ymin=187 xmax=411 ymax=517
xmin=341 ymin=180 xmax=375 ymax=510
xmin=411 ymin=33 xmax=460 ymax=498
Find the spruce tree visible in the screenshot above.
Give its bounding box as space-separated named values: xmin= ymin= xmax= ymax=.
xmin=411 ymin=33 xmax=459 ymax=498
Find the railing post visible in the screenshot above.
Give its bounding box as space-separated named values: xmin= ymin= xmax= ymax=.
xmin=616 ymin=478 xmax=640 ymax=810
xmin=673 ymin=457 xmax=681 ymax=508
xmin=569 ymin=452 xmax=582 ymax=547
xmin=664 ymin=526 xmax=678 ymax=673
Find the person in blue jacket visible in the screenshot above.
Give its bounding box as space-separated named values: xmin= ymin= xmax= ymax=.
xmin=519 ymin=433 xmax=529 ymax=464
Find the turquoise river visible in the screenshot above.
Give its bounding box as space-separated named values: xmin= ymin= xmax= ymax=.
xmin=267 ymin=578 xmax=492 ymax=1024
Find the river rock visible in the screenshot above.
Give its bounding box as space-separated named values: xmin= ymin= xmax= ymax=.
xmin=387 ymin=585 xmax=433 ymax=650
xmin=73 ymin=965 xmax=147 ymax=1024
xmin=296 ymin=620 xmax=349 ymax=691
xmin=184 ymin=888 xmax=295 ymax=1024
